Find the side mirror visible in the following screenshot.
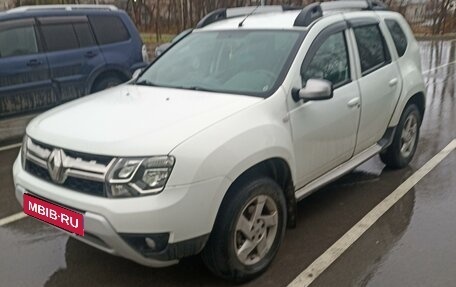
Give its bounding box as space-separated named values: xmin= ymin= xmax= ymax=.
xmin=132 ymin=69 xmax=143 ymax=80
xmin=292 ymin=79 xmax=333 ymax=102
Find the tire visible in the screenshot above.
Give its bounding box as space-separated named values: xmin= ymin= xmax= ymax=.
xmin=91 ymin=74 xmax=124 ymax=93
xmin=201 ymin=177 xmax=287 ymax=282
xmin=380 ymin=104 xmax=422 ymax=169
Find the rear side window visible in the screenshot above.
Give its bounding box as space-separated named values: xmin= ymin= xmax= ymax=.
xmin=0 ymin=22 xmax=38 ymax=58
xmin=73 ymin=23 xmax=96 ymax=48
xmin=89 ymin=16 xmax=130 ymax=45
xmin=41 ymin=24 xmax=79 ymax=52
xmin=385 ymin=19 xmax=408 ymax=57
xmin=353 ymin=25 xmax=390 ymax=74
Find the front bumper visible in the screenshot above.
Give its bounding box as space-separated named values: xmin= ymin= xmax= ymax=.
xmin=13 ymin=156 xmax=230 ymax=267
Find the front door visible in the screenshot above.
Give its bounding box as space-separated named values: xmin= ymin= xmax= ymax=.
xmin=289 ymin=25 xmax=361 ymax=188
xmin=0 ymin=18 xmax=55 ymax=118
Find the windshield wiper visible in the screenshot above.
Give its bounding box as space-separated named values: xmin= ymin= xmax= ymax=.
xmin=178 ymin=86 xmax=213 ymax=92
xmin=135 ymin=79 xmax=158 ymax=87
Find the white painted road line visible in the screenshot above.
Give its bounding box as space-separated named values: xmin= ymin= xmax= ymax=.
xmin=288 ymin=139 xmax=456 ymax=287
xmin=0 ymin=143 xmax=21 ymax=152
xmin=0 ymin=212 xmax=27 ymax=227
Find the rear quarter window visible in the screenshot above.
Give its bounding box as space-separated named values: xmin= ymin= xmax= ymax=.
xmin=89 ymin=15 xmax=130 ymax=45
xmin=385 ymin=19 xmax=408 ymax=57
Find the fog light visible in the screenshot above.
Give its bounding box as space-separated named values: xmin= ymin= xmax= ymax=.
xmin=145 ymin=237 xmax=157 ymax=250
xmin=121 ymin=233 xmax=169 ymax=256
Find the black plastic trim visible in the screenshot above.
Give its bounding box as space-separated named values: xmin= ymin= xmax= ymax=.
xmin=195 ymin=8 xmax=227 ymax=28
xmin=347 ymin=17 xmax=379 ymax=28
xmin=121 ymin=233 xmax=210 ymax=261
xmin=293 ymin=3 xmax=323 ymax=27
xmin=378 ymin=126 xmax=396 ymax=150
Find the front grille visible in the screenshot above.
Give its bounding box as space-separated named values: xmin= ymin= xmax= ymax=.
xmin=25 ymin=160 xmax=51 ymax=182
xmin=64 ymin=177 xmax=105 ymax=197
xmin=24 ymin=138 xmax=114 ymax=198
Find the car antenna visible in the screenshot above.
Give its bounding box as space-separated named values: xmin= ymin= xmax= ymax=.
xmin=238 ymin=4 xmax=261 ymax=27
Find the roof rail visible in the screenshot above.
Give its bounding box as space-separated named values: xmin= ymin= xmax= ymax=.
xmin=320 ymin=0 xmax=388 ymax=12
xmin=294 ymin=3 xmax=323 ymax=27
xmin=294 ymin=0 xmax=388 ymax=27
xmin=196 ymin=5 xmax=300 ymax=28
xmin=7 ymin=5 xmax=118 ymax=13
xmin=196 ymin=1 xmax=388 ymax=29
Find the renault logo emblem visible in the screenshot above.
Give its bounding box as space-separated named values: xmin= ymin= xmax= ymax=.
xmin=47 ymin=149 xmax=67 ymax=184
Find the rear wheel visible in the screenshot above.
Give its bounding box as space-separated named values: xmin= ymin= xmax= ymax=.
xmin=202 ymin=177 xmax=286 ymax=282
xmin=380 ymin=104 xmax=421 ymax=169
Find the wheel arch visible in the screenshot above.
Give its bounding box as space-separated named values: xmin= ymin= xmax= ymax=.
xmin=87 ymin=68 xmax=130 ymax=94
xmin=389 ymin=87 xmax=426 ymax=127
xmin=217 ymin=157 xmax=297 ymax=229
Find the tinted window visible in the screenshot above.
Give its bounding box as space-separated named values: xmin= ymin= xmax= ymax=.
xmin=73 ymin=23 xmax=96 ymax=48
xmin=354 ymin=25 xmax=389 ymax=74
xmin=90 ymin=16 xmax=130 ymax=45
xmin=0 ymin=25 xmax=38 ymax=58
xmin=385 ymin=19 xmax=408 ymax=57
xmin=302 ymin=32 xmax=350 ymax=87
xmin=41 ymin=24 xmax=79 ymax=52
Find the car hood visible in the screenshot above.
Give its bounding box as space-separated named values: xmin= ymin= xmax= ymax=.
xmin=27 ymin=85 xmax=262 ymax=156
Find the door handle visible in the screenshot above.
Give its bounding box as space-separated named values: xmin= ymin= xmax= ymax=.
xmin=84 ymin=51 xmax=98 ymax=58
xmin=347 ymin=97 xmax=360 ymax=108
xmin=389 ymin=78 xmax=398 ymax=87
xmin=26 ymin=59 xmax=42 ymax=67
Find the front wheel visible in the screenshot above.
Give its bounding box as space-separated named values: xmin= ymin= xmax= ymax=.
xmin=201 ymin=177 xmax=287 ymax=282
xmin=380 ymin=104 xmax=421 ymax=169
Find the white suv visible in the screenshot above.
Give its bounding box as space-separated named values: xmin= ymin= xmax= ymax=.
xmin=13 ymin=1 xmax=425 ymax=282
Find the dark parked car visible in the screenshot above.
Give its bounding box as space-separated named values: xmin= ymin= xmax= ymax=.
xmin=0 ymin=5 xmax=149 ymax=118
xmin=154 ymin=28 xmax=192 ymax=57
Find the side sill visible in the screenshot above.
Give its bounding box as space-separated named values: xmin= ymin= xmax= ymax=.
xmin=295 ymin=143 xmax=382 ymax=201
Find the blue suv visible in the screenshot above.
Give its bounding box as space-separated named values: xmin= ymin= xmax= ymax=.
xmin=0 ymin=5 xmax=148 ymax=118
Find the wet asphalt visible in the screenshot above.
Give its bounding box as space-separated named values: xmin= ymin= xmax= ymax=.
xmin=0 ymin=40 xmax=455 ymax=287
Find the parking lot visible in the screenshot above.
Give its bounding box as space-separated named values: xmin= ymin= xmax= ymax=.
xmin=0 ymin=39 xmax=455 ymax=287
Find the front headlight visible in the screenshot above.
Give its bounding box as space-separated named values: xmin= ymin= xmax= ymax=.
xmin=107 ymin=156 xmax=175 ymax=198
xmin=21 ymin=135 xmax=28 ymax=168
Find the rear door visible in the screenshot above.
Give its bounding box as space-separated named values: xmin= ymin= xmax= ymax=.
xmin=350 ymin=19 xmax=403 ymax=153
xmin=0 ymin=18 xmax=55 ymax=118
xmin=38 ymin=16 xmax=105 ymax=102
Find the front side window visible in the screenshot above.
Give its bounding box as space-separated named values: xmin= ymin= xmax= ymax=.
xmin=0 ymin=22 xmax=38 ymax=58
xmin=353 ymin=25 xmax=390 ymax=74
xmin=41 ymin=24 xmax=79 ymax=52
xmin=137 ymin=30 xmax=302 ymax=97
xmin=301 ymin=32 xmax=350 ymax=87
xmin=385 ymin=19 xmax=408 ymax=57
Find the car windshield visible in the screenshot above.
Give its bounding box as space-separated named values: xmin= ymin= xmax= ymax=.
xmin=137 ymin=30 xmax=303 ymax=97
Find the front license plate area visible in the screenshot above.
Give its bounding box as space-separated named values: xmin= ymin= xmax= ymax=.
xmin=23 ymin=193 xmax=84 ymax=236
